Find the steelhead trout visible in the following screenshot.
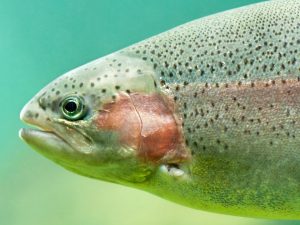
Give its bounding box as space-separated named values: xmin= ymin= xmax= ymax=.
xmin=20 ymin=0 xmax=300 ymax=219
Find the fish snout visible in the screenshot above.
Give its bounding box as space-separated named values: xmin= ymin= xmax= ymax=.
xmin=20 ymin=97 xmax=53 ymax=132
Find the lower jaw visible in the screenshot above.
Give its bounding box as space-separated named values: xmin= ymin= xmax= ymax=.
xmin=19 ymin=128 xmax=74 ymax=155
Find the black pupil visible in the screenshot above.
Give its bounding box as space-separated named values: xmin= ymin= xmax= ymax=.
xmin=64 ymin=101 xmax=77 ymax=113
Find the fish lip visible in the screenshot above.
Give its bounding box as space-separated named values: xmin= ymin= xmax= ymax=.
xmin=19 ymin=127 xmax=75 ymax=155
xmin=19 ymin=104 xmax=71 ymax=148
xmin=19 ymin=127 xmax=55 ymax=140
xmin=19 ymin=109 xmax=74 ymax=151
xmin=19 ymin=127 xmax=70 ymax=147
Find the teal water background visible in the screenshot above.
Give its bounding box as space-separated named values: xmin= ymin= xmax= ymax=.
xmin=1 ymin=0 xmax=299 ymax=224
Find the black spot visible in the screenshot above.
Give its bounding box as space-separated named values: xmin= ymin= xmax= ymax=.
xmin=160 ymin=80 xmax=166 ymax=86
xmin=185 ymin=139 xmax=189 ymax=146
xmin=183 ymin=102 xmax=187 ymax=109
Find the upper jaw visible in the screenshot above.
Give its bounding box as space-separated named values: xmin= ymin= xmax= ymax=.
xmin=19 ymin=98 xmax=74 ymax=155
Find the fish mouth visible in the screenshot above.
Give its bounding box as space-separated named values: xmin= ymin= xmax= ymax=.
xmin=19 ymin=99 xmax=72 ymax=153
xmin=19 ymin=100 xmax=92 ymax=156
xmin=19 ymin=102 xmax=74 ymax=155
xmin=19 ymin=127 xmax=74 ymax=156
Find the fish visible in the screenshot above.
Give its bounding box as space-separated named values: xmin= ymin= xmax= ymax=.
xmin=19 ymin=0 xmax=300 ymax=219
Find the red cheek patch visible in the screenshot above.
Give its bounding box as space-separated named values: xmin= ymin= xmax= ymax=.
xmin=95 ymin=92 xmax=190 ymax=164
xmin=96 ymin=95 xmax=141 ymax=151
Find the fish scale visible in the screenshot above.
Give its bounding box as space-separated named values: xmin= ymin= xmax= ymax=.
xmin=20 ymin=0 xmax=300 ymax=219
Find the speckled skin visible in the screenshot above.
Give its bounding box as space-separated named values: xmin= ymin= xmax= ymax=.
xmin=20 ymin=0 xmax=300 ymax=219
xmin=123 ymin=0 xmax=300 ymax=218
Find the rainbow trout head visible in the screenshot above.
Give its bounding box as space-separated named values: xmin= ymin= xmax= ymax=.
xmin=20 ymin=52 xmax=190 ymax=184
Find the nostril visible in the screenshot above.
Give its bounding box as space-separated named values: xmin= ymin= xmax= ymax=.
xmin=38 ymin=96 xmax=47 ymax=111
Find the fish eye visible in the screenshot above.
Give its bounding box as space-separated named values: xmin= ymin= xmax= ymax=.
xmin=60 ymin=96 xmax=86 ymax=120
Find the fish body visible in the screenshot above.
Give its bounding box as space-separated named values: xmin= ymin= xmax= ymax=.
xmin=20 ymin=0 xmax=300 ymax=219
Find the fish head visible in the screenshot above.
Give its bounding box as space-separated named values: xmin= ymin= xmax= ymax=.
xmin=19 ymin=52 xmax=165 ymax=184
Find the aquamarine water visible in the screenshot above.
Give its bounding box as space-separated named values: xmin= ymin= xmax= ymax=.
xmin=0 ymin=0 xmax=298 ymax=224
